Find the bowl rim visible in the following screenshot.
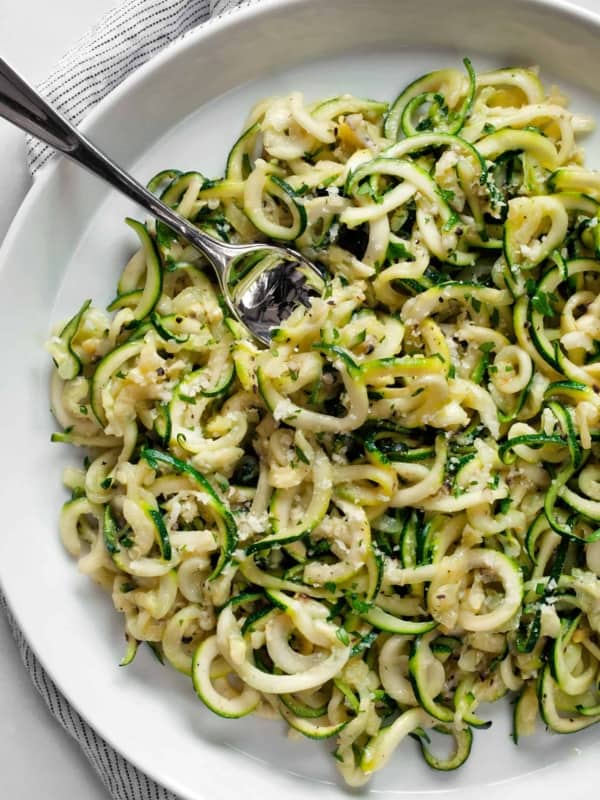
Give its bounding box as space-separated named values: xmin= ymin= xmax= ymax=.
xmin=3 ymin=0 xmax=600 ymax=796
xmin=4 ymin=0 xmax=600 ymax=259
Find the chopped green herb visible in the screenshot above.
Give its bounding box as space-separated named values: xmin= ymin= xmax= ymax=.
xmin=294 ymin=445 xmax=310 ymax=464
xmin=443 ymin=211 xmax=461 ymax=231
xmin=498 ymin=498 xmax=513 ymax=515
xmin=347 ymin=594 xmax=372 ymax=614
xmin=336 ymin=627 xmax=350 ymax=646
xmin=531 ymin=291 xmax=557 ymax=317
xmin=386 ymin=240 xmax=415 ymax=263
xmin=479 ymin=341 xmax=495 ymax=354
xmin=351 ymin=630 xmax=378 ymax=657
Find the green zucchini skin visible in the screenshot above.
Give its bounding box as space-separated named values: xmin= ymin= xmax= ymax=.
xmin=124 ymin=218 xmax=163 ymax=321
xmin=51 ymin=298 xmax=91 ymax=380
xmin=46 ymin=62 xmax=600 ymax=787
xmin=141 ymin=448 xmax=237 ymax=579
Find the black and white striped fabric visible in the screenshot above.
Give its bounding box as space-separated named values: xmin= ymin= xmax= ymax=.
xmin=28 ymin=0 xmax=251 ymax=173
xmin=1 ymin=594 xmax=180 ymax=800
xmin=5 ymin=2 xmax=261 ymax=797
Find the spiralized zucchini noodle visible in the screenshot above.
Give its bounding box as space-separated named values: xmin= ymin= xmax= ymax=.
xmin=48 ymin=59 xmax=600 ymax=784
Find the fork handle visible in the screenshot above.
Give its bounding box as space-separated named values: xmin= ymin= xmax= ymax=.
xmin=0 ymin=57 xmax=238 ymax=275
xmin=0 ymin=58 xmax=81 ymax=154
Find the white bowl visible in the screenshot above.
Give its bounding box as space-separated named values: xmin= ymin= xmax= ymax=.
xmin=2 ymin=1 xmax=600 ymax=797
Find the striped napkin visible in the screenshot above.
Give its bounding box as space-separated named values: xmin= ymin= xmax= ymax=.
xmin=28 ymin=0 xmax=250 ymax=173
xmin=3 ymin=2 xmax=255 ymax=798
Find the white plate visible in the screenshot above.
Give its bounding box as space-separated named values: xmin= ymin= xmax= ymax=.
xmin=2 ymin=0 xmax=600 ymax=797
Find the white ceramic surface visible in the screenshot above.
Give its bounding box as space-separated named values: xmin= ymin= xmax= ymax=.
xmin=3 ymin=1 xmax=600 ymax=797
xmin=0 ymin=5 xmax=119 ymax=798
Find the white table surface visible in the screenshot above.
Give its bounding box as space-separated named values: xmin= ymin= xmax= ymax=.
xmin=2 ymin=0 xmax=600 ymax=797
